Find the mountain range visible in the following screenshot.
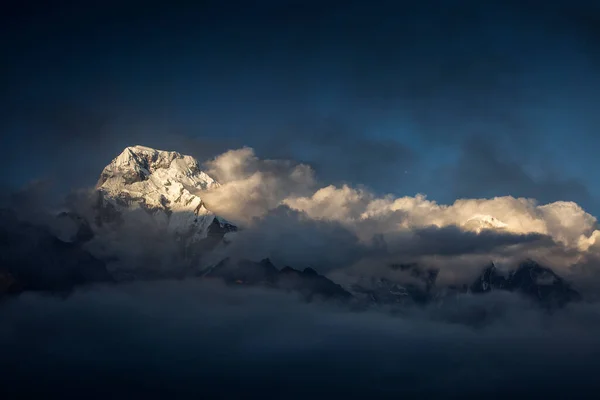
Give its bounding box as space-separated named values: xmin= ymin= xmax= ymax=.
xmin=0 ymin=145 xmax=582 ymax=309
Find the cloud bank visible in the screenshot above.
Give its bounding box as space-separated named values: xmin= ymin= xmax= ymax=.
xmin=195 ymin=147 xmax=600 ymax=291
xmin=3 ymin=281 xmax=600 ymax=398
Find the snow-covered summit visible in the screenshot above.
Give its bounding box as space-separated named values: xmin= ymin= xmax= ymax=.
xmin=97 ymin=145 xmax=218 ymax=192
xmin=95 ymin=145 xmax=235 ymax=242
xmin=463 ymin=214 xmax=508 ymax=233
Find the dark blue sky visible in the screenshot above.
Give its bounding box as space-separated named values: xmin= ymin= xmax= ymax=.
xmin=2 ymin=0 xmax=599 ymax=214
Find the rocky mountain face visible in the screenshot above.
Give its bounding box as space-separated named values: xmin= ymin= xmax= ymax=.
xmin=201 ymin=256 xmax=580 ymax=308
xmin=351 ymin=263 xmax=439 ymax=306
xmin=94 ymin=145 xmax=236 ymax=243
xmin=202 ymin=258 xmax=352 ymax=302
xmin=349 ymin=260 xmax=581 ymax=309
xmin=2 ymin=145 xmax=236 ymax=297
xmin=57 ymin=146 xmax=238 ymax=277
xmin=471 ymin=260 xmax=582 ymax=308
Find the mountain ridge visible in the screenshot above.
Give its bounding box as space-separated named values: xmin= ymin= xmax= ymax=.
xmin=82 ymin=146 xmax=587 ymax=308
xmin=0 ymin=145 xmax=583 ymax=309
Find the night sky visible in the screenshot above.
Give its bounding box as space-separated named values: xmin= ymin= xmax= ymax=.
xmin=2 ymin=0 xmax=599 ymax=214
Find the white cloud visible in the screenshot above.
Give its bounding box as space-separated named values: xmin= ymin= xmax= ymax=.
xmin=286 ymin=187 xmax=599 ymax=251
xmin=200 ymin=147 xmax=316 ymax=223
xmin=189 ymin=147 xmax=600 ymax=285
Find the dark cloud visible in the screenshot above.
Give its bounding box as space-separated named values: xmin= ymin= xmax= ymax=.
xmin=385 ymin=225 xmax=552 ymax=258
xmin=264 ymin=116 xmax=417 ymax=191
xmin=3 ymin=0 xmax=599 ymax=208
xmin=0 ymin=180 xmax=67 ymax=227
xmin=3 ymin=281 xmax=600 ymax=398
xmin=451 ymin=137 xmax=595 ymax=209
xmin=0 ymin=96 xmax=241 ymax=195
xmin=222 ymin=206 xmax=367 ymax=272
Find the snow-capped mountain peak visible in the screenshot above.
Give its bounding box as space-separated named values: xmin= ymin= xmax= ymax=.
xmin=97 ymin=145 xmax=219 ymax=191
xmin=95 ymin=145 xmax=235 ymax=243
xmin=463 ymin=214 xmax=508 ymax=233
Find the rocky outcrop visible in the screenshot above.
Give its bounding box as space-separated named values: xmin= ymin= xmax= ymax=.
xmin=471 ymin=260 xmax=581 ymax=308
xmin=203 ymin=258 xmax=352 ymax=302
